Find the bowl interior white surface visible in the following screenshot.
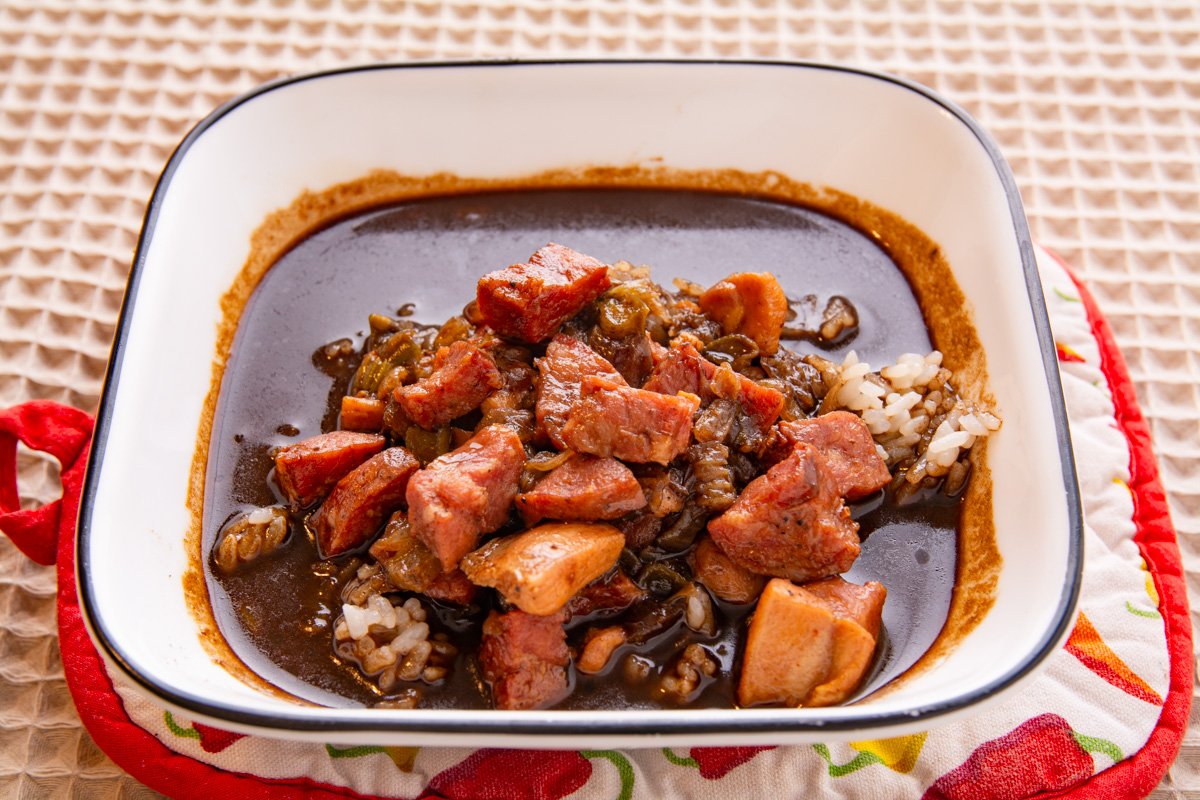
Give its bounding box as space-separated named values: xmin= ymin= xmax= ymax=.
xmin=79 ymin=61 xmax=1079 ymax=747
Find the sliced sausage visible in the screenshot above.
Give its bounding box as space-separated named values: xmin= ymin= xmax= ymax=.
xmin=560 ymin=376 xmax=699 ymax=465
xmin=777 ymin=411 xmax=890 ymax=500
xmin=707 ymin=442 xmax=860 ymax=582
xmin=311 ymin=447 xmax=419 ymax=557
xmin=395 ymin=341 xmax=503 ymax=430
xmin=478 ymin=609 xmax=570 ymax=710
xmin=461 ymin=522 xmax=625 ymax=616
xmin=535 ymin=334 xmax=626 ymax=448
xmin=406 ymin=425 xmax=525 ymax=572
xmin=516 ymin=455 xmax=647 ymax=525
xmin=476 ymin=243 xmax=612 ymax=343
xmin=273 ymin=430 xmax=384 ymax=508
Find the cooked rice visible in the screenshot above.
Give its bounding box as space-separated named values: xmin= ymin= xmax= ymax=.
xmin=823 ymin=350 xmax=1001 ymax=486
xmin=214 ymin=506 xmax=288 ymax=574
xmin=333 ymin=594 xmax=457 ymax=696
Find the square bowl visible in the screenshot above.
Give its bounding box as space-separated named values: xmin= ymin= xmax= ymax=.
xmin=78 ymin=60 xmax=1081 ymax=748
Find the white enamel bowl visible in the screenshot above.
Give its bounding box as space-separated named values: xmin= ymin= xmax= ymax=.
xmin=78 ymin=61 xmax=1081 ymax=748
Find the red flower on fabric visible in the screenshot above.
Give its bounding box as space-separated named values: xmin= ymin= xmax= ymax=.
xmin=689 ymin=746 xmax=774 ymax=779
xmin=192 ymin=723 xmax=247 ymax=754
xmin=922 ymin=714 xmax=1121 ymax=800
xmin=421 ymin=749 xmax=592 ymax=800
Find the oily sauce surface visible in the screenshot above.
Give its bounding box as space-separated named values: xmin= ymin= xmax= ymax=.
xmin=205 ymin=189 xmax=959 ymax=709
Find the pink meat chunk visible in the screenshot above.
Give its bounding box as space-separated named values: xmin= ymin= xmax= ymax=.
xmin=535 ymin=334 xmax=626 ymax=448
xmin=707 ymin=442 xmax=860 ymax=582
xmin=777 ymin=411 xmax=890 ymax=500
xmin=273 ymin=431 xmax=385 ymax=508
xmin=311 ymin=447 xmax=419 ymax=556
xmin=645 ymin=346 xmax=784 ymax=449
xmin=516 ymin=455 xmax=647 ymax=524
xmin=406 ymin=425 xmax=525 ymax=571
xmin=478 ymin=609 xmax=570 ymax=710
xmin=560 ymin=376 xmax=700 ymax=465
xmin=395 ymin=341 xmax=503 ymax=430
xmin=476 ymin=243 xmax=612 ymax=343
xmin=642 ymin=343 xmax=715 ymax=397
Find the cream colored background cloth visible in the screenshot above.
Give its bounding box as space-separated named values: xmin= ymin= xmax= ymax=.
xmin=0 ymin=1 xmax=1196 ymax=796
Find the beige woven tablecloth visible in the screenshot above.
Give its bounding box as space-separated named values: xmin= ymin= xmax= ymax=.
xmin=1 ymin=1 xmax=1196 ymax=797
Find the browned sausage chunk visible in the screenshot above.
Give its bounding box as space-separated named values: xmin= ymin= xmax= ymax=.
xmin=311 ymin=447 xmax=419 ymax=557
xmin=478 ymin=609 xmax=570 ymax=710
xmin=690 ymin=535 xmax=766 ymax=604
xmin=461 ymin=522 xmax=625 ymax=616
xmin=707 ymin=443 xmax=860 ymax=582
xmin=406 ymin=425 xmax=525 ymax=571
xmin=476 ymin=243 xmax=612 ymax=343
xmin=395 ymin=341 xmax=503 ymax=430
xmin=516 ymin=455 xmax=647 ymax=525
xmin=777 ymin=411 xmax=890 ymax=500
xmin=273 ymin=431 xmax=385 ymax=508
xmin=699 ymin=272 xmax=788 ymax=355
xmin=560 ymin=376 xmax=700 ymax=465
xmin=566 ymin=569 xmax=647 ymax=618
xmin=535 ymin=334 xmax=626 ymax=448
xmin=738 ymin=577 xmax=885 ymax=707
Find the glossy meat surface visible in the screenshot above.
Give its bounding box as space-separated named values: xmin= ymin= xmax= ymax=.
xmin=406 ymin=425 xmax=525 ymax=571
xmin=476 ymin=243 xmax=612 ymax=343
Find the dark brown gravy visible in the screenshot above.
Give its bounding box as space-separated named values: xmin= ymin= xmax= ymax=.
xmin=204 ymin=188 xmax=962 ymax=709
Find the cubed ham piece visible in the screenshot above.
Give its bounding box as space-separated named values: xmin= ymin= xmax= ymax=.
xmin=642 ymin=343 xmax=715 ymax=397
xmin=460 ymin=522 xmax=625 ymax=616
xmin=690 ymin=535 xmax=766 ymax=604
xmin=395 ymin=341 xmax=503 ymax=430
xmin=566 ymin=569 xmax=647 ymax=618
xmin=645 ymin=346 xmax=783 ymax=451
xmin=406 ymin=425 xmax=525 ymax=571
xmin=699 ymin=272 xmax=789 ymax=355
xmin=273 ymin=431 xmax=385 ymax=508
xmin=560 ymin=376 xmax=700 ymax=465
xmin=479 ymin=609 xmax=570 ymax=710
xmin=535 ymin=334 xmax=626 ymax=448
xmin=707 ymin=442 xmax=860 ymax=582
xmin=777 ymin=411 xmax=890 ymax=500
xmin=737 ymin=577 xmax=883 ymax=707
xmin=311 ymin=447 xmax=419 ymax=557
xmin=516 ymin=455 xmax=646 ymax=525
xmin=476 ymin=243 xmax=612 ymax=343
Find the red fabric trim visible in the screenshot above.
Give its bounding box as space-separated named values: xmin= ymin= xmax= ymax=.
xmin=0 ymin=401 xmax=413 ymax=800
xmin=1 ymin=245 xmax=1190 ymax=799
xmin=1044 ymin=249 xmax=1193 ymax=799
